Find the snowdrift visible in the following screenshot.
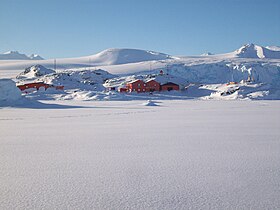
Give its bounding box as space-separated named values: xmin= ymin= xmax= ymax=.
xmin=0 ymin=79 xmax=22 ymax=102
xmin=142 ymin=100 xmax=159 ymax=106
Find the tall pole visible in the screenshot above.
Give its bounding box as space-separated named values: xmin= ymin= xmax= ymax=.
xmin=89 ymin=58 xmax=91 ymax=70
xmin=54 ymin=59 xmax=56 ymax=71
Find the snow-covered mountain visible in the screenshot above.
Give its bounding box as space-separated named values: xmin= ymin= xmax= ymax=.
xmin=29 ymin=54 xmax=44 ymax=60
xmin=0 ymin=51 xmax=44 ymax=60
xmin=85 ymin=48 xmax=171 ymax=65
xmin=233 ymin=44 xmax=280 ymax=59
xmin=266 ymin=46 xmax=280 ymax=51
xmin=1 ymin=44 xmax=279 ymax=72
xmin=0 ymin=48 xmax=171 ymax=70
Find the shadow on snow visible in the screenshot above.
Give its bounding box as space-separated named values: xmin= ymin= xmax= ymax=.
xmin=0 ymin=98 xmax=87 ymax=109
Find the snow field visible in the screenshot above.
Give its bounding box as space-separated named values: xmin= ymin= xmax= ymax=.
xmin=0 ymin=100 xmax=280 ymax=209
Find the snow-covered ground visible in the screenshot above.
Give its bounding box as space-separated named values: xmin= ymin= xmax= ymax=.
xmin=0 ymin=44 xmax=279 ymax=209
xmin=0 ymin=100 xmax=280 ymax=209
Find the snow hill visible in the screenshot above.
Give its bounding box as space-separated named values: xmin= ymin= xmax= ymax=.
xmin=233 ymin=44 xmax=280 ymax=59
xmin=41 ymin=69 xmax=116 ymax=91
xmin=0 ymin=51 xmax=44 ymax=60
xmin=0 ymin=48 xmax=171 ymax=71
xmin=87 ymin=48 xmax=171 ymax=65
xmin=16 ymin=65 xmax=55 ymax=80
xmin=16 ymin=65 xmax=116 ymax=91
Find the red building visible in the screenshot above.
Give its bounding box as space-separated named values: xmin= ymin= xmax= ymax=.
xmin=126 ymin=79 xmax=146 ymax=93
xmin=122 ymin=79 xmax=180 ymax=93
xmin=145 ymin=79 xmax=160 ymax=92
xmin=17 ymin=82 xmax=64 ymax=92
xmin=55 ymin=85 xmax=64 ymax=90
xmin=17 ymin=82 xmax=50 ymax=91
xmin=161 ymin=82 xmax=180 ymax=91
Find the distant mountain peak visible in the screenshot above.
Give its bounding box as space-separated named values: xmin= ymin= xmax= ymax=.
xmin=234 ymin=43 xmax=280 ymax=59
xmin=0 ymin=51 xmax=44 ymax=60
xmin=3 ymin=50 xmax=21 ymax=55
xmin=29 ymin=54 xmax=44 ymax=60
xmin=201 ymin=52 xmax=214 ymax=56
xmin=243 ymin=43 xmax=255 ymax=47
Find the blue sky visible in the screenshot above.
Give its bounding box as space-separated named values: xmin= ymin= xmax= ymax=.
xmin=0 ymin=0 xmax=279 ymax=58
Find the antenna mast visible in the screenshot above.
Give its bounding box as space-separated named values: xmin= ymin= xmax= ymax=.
xmin=54 ymin=59 xmax=56 ymax=71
